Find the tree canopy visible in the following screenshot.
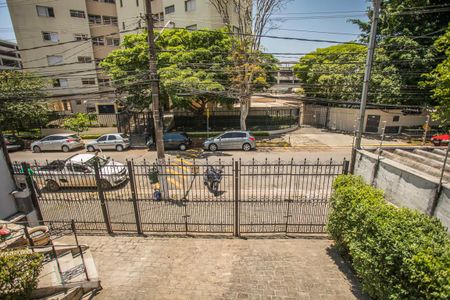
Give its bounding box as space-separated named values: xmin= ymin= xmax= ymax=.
xmin=0 ymin=70 xmax=49 ymax=132
xmin=420 ymin=24 xmax=450 ymax=126
xmin=293 ymin=44 xmax=402 ymax=103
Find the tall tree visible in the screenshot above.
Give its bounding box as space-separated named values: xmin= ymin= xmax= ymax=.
xmin=101 ymin=29 xmax=235 ymax=114
xmin=420 ymin=24 xmax=450 ymax=126
xmin=351 ymin=0 xmax=450 ymax=105
xmin=209 ymin=0 xmax=287 ymax=130
xmin=293 ymin=44 xmax=402 ymax=103
xmin=0 ymin=70 xmax=48 ymax=132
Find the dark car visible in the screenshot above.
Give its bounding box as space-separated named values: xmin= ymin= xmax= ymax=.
xmin=4 ymin=134 xmax=25 ymax=152
xmin=147 ymin=132 xmax=192 ymax=151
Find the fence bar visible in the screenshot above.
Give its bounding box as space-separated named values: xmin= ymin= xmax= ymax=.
xmin=23 ymin=226 xmax=34 ymax=251
xmin=21 ymin=162 xmax=44 ymax=223
xmin=127 ymin=161 xmax=142 ymax=234
xmin=234 ymin=160 xmax=240 ymax=237
xmin=93 ymin=162 xmax=113 ymax=234
xmin=343 ymin=159 xmax=349 ymax=175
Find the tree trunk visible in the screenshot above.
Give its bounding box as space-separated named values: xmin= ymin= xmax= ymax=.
xmin=240 ymin=96 xmax=250 ymax=131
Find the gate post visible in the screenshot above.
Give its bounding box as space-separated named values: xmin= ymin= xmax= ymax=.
xmin=21 ymin=162 xmax=44 ymax=223
xmin=234 ymin=160 xmax=240 ymax=237
xmin=93 ymin=162 xmax=113 ymax=234
xmin=127 ymin=160 xmax=142 ymax=234
xmin=342 ymin=159 xmax=350 ymax=175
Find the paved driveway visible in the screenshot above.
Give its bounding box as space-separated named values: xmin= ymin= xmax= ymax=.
xmin=75 ymin=236 xmax=368 ymax=300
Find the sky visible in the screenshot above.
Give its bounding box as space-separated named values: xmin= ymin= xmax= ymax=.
xmin=0 ymin=0 xmax=368 ymax=58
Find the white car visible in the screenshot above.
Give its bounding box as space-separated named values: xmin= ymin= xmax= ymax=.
xmin=31 ymin=134 xmax=84 ymax=153
xmin=85 ymin=134 xmax=130 ymax=152
xmin=34 ymin=154 xmax=128 ymax=191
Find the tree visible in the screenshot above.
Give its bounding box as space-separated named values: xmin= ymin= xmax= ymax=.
xmin=351 ymin=0 xmax=450 ymax=105
xmin=64 ymin=113 xmax=90 ymax=134
xmin=293 ymin=44 xmax=402 ymax=103
xmin=209 ymin=0 xmax=287 ymax=130
xmin=101 ymin=29 xmax=236 ymax=114
xmin=0 ymin=70 xmax=49 ymax=132
xmin=420 ymin=24 xmax=450 ymax=126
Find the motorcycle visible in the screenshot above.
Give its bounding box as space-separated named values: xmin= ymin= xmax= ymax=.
xmin=203 ymin=166 xmax=223 ymax=197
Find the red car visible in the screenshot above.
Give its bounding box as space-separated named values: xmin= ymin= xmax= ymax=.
xmin=431 ymin=134 xmax=449 ymax=146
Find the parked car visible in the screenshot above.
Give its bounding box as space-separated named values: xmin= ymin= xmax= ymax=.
xmin=3 ymin=134 xmax=25 ymax=152
xmin=31 ymin=134 xmax=84 ymax=153
xmin=203 ymin=131 xmax=256 ymax=151
xmin=431 ymin=133 xmax=449 ymax=146
xmin=85 ymin=133 xmax=130 ymax=152
xmin=147 ymin=132 xmax=192 ymax=151
xmin=34 ymin=154 xmax=127 ymax=191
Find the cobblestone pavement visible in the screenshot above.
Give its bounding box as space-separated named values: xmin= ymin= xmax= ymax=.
xmin=75 ymin=236 xmax=368 ymax=300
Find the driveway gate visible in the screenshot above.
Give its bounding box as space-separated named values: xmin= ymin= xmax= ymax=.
xmin=15 ymin=158 xmax=348 ymax=235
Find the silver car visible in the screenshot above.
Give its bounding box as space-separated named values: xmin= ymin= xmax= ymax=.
xmin=34 ymin=154 xmax=128 ymax=191
xmin=31 ymin=134 xmax=84 ymax=153
xmin=203 ymin=131 xmax=256 ymax=151
xmin=85 ymin=133 xmax=130 ymax=152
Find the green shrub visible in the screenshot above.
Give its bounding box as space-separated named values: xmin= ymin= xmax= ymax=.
xmin=0 ymin=250 xmax=44 ymax=299
xmin=328 ymin=175 xmax=450 ymax=300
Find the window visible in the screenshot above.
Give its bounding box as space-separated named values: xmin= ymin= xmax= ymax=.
xmin=75 ymin=99 xmax=82 ymax=105
xmin=106 ymin=38 xmax=120 ymax=46
xmin=186 ymin=24 xmax=197 ymax=31
xmin=136 ymin=0 xmax=139 ymax=6
xmin=81 ymin=78 xmax=96 ymax=85
xmin=92 ymin=37 xmax=104 ymax=46
xmin=97 ymin=136 xmax=107 ymax=142
xmin=36 ymin=6 xmax=54 ymax=17
xmin=74 ymin=33 xmax=89 ymax=41
xmin=42 ymin=31 xmax=59 ymax=42
xmin=98 ymin=78 xmax=110 ymax=86
xmin=158 ymin=12 xmax=164 ymax=22
xmin=120 ymin=0 xmax=123 ymax=7
xmin=220 ymin=133 xmax=234 ymax=139
xmin=103 ymin=16 xmax=118 ymax=25
xmin=77 ymin=56 xmax=92 ymax=63
xmin=122 ymin=22 xmax=125 ymax=30
xmin=69 ymin=164 xmax=90 ymax=173
xmin=53 ymin=78 xmax=68 ymax=88
xmin=97 ymin=104 xmax=115 ymax=114
xmin=70 ymin=9 xmax=85 ymax=18
xmin=108 ymin=135 xmax=117 ymax=141
xmin=93 ymin=0 xmax=115 ymax=3
xmin=393 ymin=116 xmax=400 ymax=122
xmin=88 ymin=14 xmax=102 ymax=24
xmin=185 ymin=0 xmax=196 ymax=12
xmin=47 ymin=55 xmax=63 ymax=65
xmin=165 ymin=5 xmax=175 ymax=14
xmin=234 ymin=132 xmax=247 ymax=138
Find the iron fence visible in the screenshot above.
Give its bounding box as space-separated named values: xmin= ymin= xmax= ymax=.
xmin=14 ymin=158 xmax=348 ymax=235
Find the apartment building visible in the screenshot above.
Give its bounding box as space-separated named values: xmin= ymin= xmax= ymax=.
xmin=0 ymin=40 xmax=22 ymax=70
xmin=7 ymin=0 xmax=238 ymax=113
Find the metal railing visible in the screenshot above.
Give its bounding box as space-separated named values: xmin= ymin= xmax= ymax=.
xmin=13 ymin=158 xmax=348 ymax=236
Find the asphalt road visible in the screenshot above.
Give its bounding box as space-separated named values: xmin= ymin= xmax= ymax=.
xmin=9 ymin=146 xmax=351 ymax=165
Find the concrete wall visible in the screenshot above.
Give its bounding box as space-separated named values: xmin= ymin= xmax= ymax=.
xmin=0 ymin=148 xmax=18 ymax=219
xmin=354 ymin=150 xmax=450 ymax=231
xmin=301 ymin=103 xmax=435 ymax=135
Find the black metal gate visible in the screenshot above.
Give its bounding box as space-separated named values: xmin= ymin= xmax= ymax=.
xmin=15 ymin=158 xmax=348 ymax=235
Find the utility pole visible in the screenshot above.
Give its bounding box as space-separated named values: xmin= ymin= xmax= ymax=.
xmin=145 ymin=0 xmax=165 ymax=162
xmin=349 ymin=0 xmax=381 ymax=173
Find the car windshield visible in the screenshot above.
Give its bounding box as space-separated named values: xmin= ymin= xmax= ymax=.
xmin=84 ymin=156 xmax=109 ymax=168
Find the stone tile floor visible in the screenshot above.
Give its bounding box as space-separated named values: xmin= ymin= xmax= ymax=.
xmin=72 ymin=235 xmax=368 ymax=300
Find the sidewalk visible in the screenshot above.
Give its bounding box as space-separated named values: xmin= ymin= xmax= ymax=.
xmin=73 ymin=236 xmax=368 ymax=300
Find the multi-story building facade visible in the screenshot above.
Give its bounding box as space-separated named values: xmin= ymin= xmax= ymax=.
xmin=7 ymin=0 xmax=238 ymax=113
xmin=0 ymin=40 xmax=22 ymax=70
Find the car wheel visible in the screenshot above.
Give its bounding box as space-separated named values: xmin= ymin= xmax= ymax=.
xmin=46 ymin=180 xmax=60 ymax=192
xmin=87 ymin=145 xmax=95 ymax=152
xmin=209 ymin=143 xmax=218 ymax=152
xmin=242 ymin=143 xmax=252 ymax=151
xmin=32 ymin=146 xmax=41 ymax=153
xmin=116 ymin=144 xmax=124 ymax=152
xmin=433 ymin=140 xmax=442 ymax=146
xmin=62 ymin=145 xmax=70 ymax=152
xmin=178 ymin=143 xmax=187 ymax=151
xmin=99 ymin=179 xmax=112 ymax=190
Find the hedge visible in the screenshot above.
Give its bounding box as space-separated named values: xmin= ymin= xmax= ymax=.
xmin=0 ymin=250 xmax=44 ymax=300
xmin=328 ymin=175 xmax=450 ymax=300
